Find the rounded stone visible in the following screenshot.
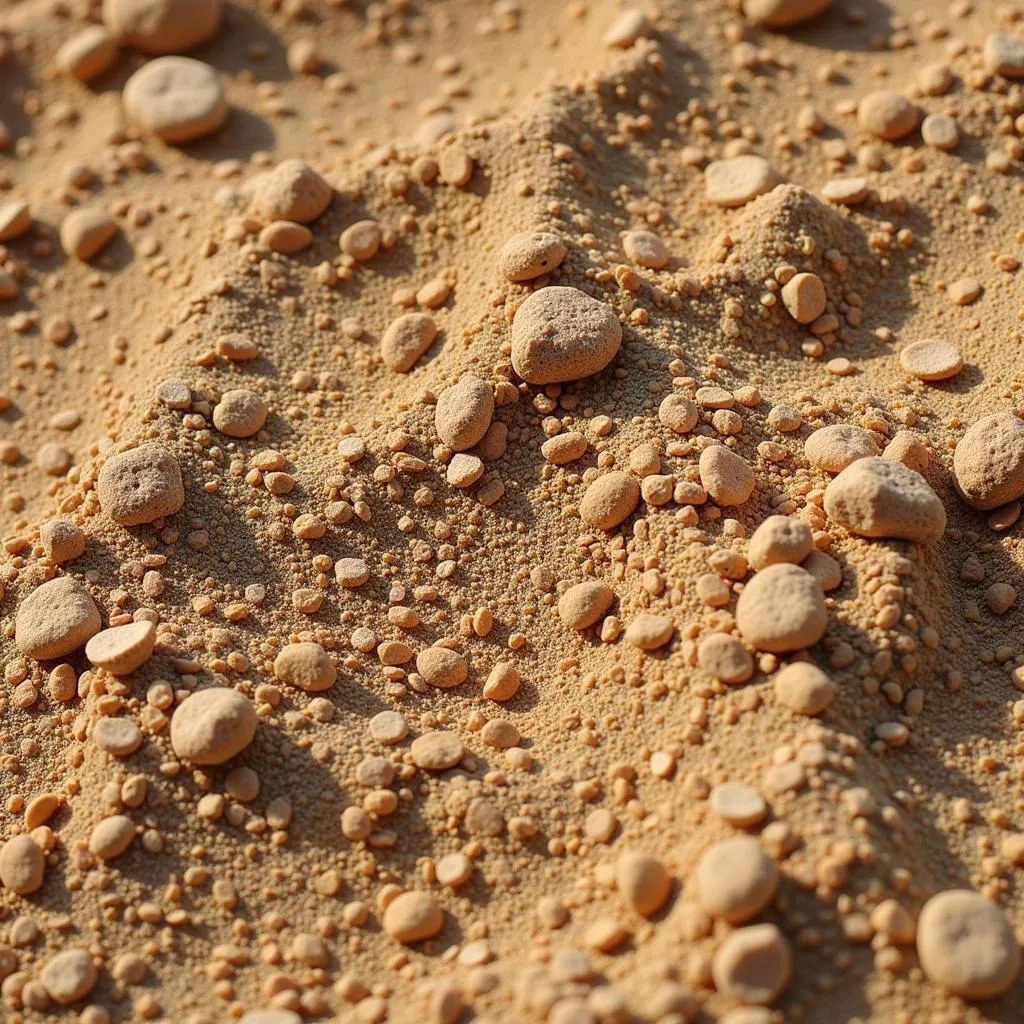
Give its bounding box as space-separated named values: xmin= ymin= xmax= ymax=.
xmin=41 ymin=948 xmax=98 ymax=1004
xmin=86 ymin=621 xmax=157 ymax=675
xmin=416 ymin=647 xmax=469 ymax=689
xmin=0 ymin=835 xmax=46 ymax=895
xmin=699 ymin=445 xmax=755 ymax=506
xmin=60 ymin=207 xmax=118 ymax=261
xmin=500 ymin=231 xmax=567 ymax=282
xmin=383 ymin=891 xmax=444 ymax=943
xmin=774 ymin=661 xmax=834 ymax=715
xmin=16 ymin=576 xmax=101 ymax=661
xmin=616 ymin=850 xmax=672 ymax=917
xmin=705 ymin=155 xmax=777 ymax=207
xmin=953 ymin=411 xmax=1024 ymax=510
xmin=898 ymin=339 xmax=963 ymax=381
xmin=102 ymin=0 xmax=222 ymax=54
xmin=253 ymin=160 xmax=332 ymax=223
xmin=743 ymin=0 xmax=832 ymax=27
xmin=89 ymin=814 xmax=136 ymax=859
xmin=410 ymin=731 xmax=464 ymax=771
xmin=213 ymin=389 xmax=268 ymax=438
xmin=579 ymin=472 xmax=640 ymax=529
xmin=696 ymin=837 xmax=779 ymax=922
xmin=736 ymin=564 xmax=827 ymax=653
xmin=56 ymin=26 xmax=119 ymax=81
xmin=98 ymin=445 xmax=185 ymax=525
xmin=435 ymin=375 xmax=494 ymax=451
xmin=698 ymin=633 xmax=754 ymax=684
xmin=122 ymin=57 xmax=227 ymax=142
xmin=274 ymin=642 xmax=336 ymax=692
xmin=858 ymin=90 xmax=919 ymax=141
xmin=747 ymin=515 xmax=814 ymax=571
xmin=170 ymin=688 xmax=258 ymax=765
xmin=558 ymin=581 xmax=615 ymax=630
xmin=381 ymin=313 xmax=438 ymax=373
xmin=712 ymin=924 xmax=792 ymax=1005
xmin=804 ymin=423 xmax=878 ymax=473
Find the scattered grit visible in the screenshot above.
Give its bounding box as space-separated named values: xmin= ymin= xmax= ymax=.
xmin=6 ymin=0 xmax=1024 ymax=1022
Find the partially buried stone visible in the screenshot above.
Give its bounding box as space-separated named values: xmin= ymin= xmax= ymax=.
xmin=383 ymin=891 xmax=444 ymax=943
xmin=92 ymin=717 xmax=143 ymax=756
xmin=16 ymin=576 xmax=101 ymax=660
xmin=579 ymin=472 xmax=640 ymax=529
xmin=435 ymin=375 xmax=493 ymax=451
xmin=774 ymin=661 xmax=834 ymax=715
xmin=696 ymin=837 xmax=779 ymax=923
xmin=274 ymin=642 xmax=336 ymax=692
xmin=60 ymin=207 xmax=118 ymax=261
xmin=499 ymin=231 xmax=567 ymax=282
xmin=416 ymin=647 xmax=468 ymax=688
xmin=558 ymin=581 xmax=615 ymax=630
xmin=40 ymin=517 xmax=86 ymax=563
xmin=169 ymin=688 xmax=257 ymax=765
xmin=712 ymin=924 xmax=792 ymax=1005
xmin=380 ymin=313 xmax=437 ymax=372
xmin=511 ymin=286 xmax=622 ymax=385
xmin=804 ymin=423 xmax=877 ymax=473
xmin=253 ymin=159 xmax=332 ymax=223
xmin=743 ymin=0 xmax=832 ymax=27
xmin=122 ymin=57 xmax=228 ymax=143
xmin=213 ymin=388 xmax=268 ymax=438
xmin=41 ymin=949 xmax=98 ymax=1004
xmin=824 ymin=457 xmax=946 ymax=544
xmin=623 ymin=230 xmax=667 ymax=269
xmin=86 ymin=620 xmax=156 ymax=675
xmin=56 ymin=26 xmax=119 ymax=81
xmin=736 ymin=564 xmax=827 ymax=653
xmin=705 ymin=155 xmax=777 ymax=207
xmin=410 ymin=731 xmax=464 ymax=770
xmin=98 ymin=446 xmax=184 ymax=525
xmin=697 ymin=633 xmax=753 ymax=684
xmin=984 ymin=33 xmax=1024 ymax=79
xmin=624 ymin=614 xmax=673 ymax=650
xmin=953 ymin=411 xmax=1024 ymax=510
xmin=747 ymin=515 xmax=813 ymax=570
xmin=699 ymin=445 xmax=755 ymax=506
xmin=102 ymin=0 xmax=222 ymax=54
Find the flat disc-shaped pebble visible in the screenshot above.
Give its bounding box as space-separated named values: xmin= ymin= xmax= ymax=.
xmin=170 ymin=688 xmax=257 ymax=765
xmin=804 ymin=423 xmax=877 ymax=473
xmin=411 ymin=731 xmax=464 ymax=770
xmin=712 ymin=924 xmax=792 ymax=1005
xmin=898 ymin=339 xmax=963 ymax=381
xmin=511 ymin=286 xmax=622 ymax=385
xmin=736 ymin=564 xmax=827 ymax=653
xmin=86 ymin=620 xmax=156 ymax=675
xmin=705 ymin=155 xmax=777 ymax=208
xmin=98 ymin=445 xmax=185 ymax=525
xmin=103 ymin=0 xmax=222 ymax=54
xmin=16 ymin=576 xmax=101 ymax=660
xmin=917 ymin=890 xmax=1021 ymax=998
xmin=123 ymin=57 xmax=228 ymax=142
xmin=697 ymin=836 xmax=779 ymax=922
xmin=824 ymin=457 xmax=946 ymax=544
xmin=499 ymin=231 xmax=567 ymax=282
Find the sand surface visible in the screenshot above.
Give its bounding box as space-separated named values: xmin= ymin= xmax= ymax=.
xmin=3 ymin=1 xmax=1024 ymax=1022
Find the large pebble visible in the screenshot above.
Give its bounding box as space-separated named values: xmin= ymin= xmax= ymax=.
xmin=558 ymin=581 xmax=615 ymax=630
xmin=984 ymin=33 xmax=1024 ymax=79
xmin=380 ymin=313 xmax=437 ymax=372
xmin=416 ymin=647 xmax=468 ymax=689
xmin=747 ymin=515 xmax=813 ymax=570
xmin=773 ymin=661 xmax=834 ymax=715
xmin=254 ymin=160 xmax=332 ymax=223
xmin=0 ymin=201 xmax=32 ymax=242
xmin=781 ymin=272 xmax=826 ymax=324
xmin=383 ymin=891 xmax=444 ymax=943
xmin=86 ymin=620 xmax=156 ymax=675
xmin=274 ymin=642 xmax=336 ymax=692
xmin=60 ymin=207 xmax=118 ymax=261
xmin=804 ymin=423 xmax=877 ymax=473
xmin=56 ymin=26 xmax=119 ymax=81
xmin=511 ymin=286 xmax=622 ymax=384
xmin=699 ymin=445 xmax=755 ymax=506
xmin=705 ymin=156 xmax=777 ymax=207
xmin=16 ymin=576 xmax=101 ymax=660
xmin=824 ymin=457 xmax=946 ymax=544
xmin=624 ymin=614 xmax=674 ymax=651
xmin=170 ymin=688 xmax=257 ymax=765
xmin=98 ymin=445 xmax=185 ymax=525
xmin=213 ymin=388 xmax=268 ymax=438
xmin=41 ymin=949 xmax=98 ymax=1004
xmin=858 ymin=90 xmax=918 ymax=141
xmin=123 ymin=57 xmax=228 ymax=142
xmin=0 ymin=835 xmax=45 ymax=894
xmin=40 ymin=517 xmax=86 ymax=563
xmin=435 ymin=375 xmax=493 ymax=451
xmin=917 ymin=890 xmax=1020 ymax=998
xmin=410 ymin=731 xmax=464 ymax=771
xmin=500 ymin=231 xmax=567 ymax=282
xmin=89 ymin=814 xmax=136 ymax=859
xmin=696 ymin=837 xmax=779 ymax=923
xmin=898 ymin=339 xmax=963 ymax=381
xmin=616 ymin=850 xmax=671 ymax=916
xmin=736 ymin=564 xmax=827 ymax=653
xmin=743 ymin=0 xmax=832 ymax=27
xmin=712 ymin=924 xmax=792 ymax=1005
xmin=953 ymin=411 xmax=1024 ymax=510
xmin=579 ymin=472 xmax=640 ymax=529
xmin=102 ymin=0 xmax=222 ymax=54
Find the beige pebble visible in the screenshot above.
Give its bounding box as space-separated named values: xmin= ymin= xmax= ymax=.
xmin=16 ymin=576 xmax=101 ymax=661
xmin=169 ymin=688 xmax=257 ymax=765
xmin=40 ymin=518 xmax=86 ymax=563
xmin=0 ymin=200 xmax=32 ymax=242
xmin=712 ymin=923 xmax=792 ymax=1004
xmin=435 ymin=375 xmax=494 ymax=451
xmin=898 ymin=339 xmax=963 ymax=381
xmin=411 ymin=731 xmax=464 ymax=770
xmin=436 ymin=853 xmax=472 ymax=888
xmin=883 ymin=430 xmax=931 ymax=475
xmin=499 ymin=231 xmax=566 ymax=282
xmin=511 ymin=286 xmax=622 ymax=385
xmin=259 ymin=220 xmax=312 ymax=254
xmin=699 ymin=445 xmax=755 ymax=506
xmin=339 ymin=219 xmax=381 ymax=261
xmin=709 ymin=784 xmax=767 ymax=828
xmin=558 ymin=581 xmax=615 ymax=630
xmin=858 ymin=90 xmax=918 ymax=141
xmin=579 ymin=471 xmax=640 ymax=529
xmin=774 ymin=661 xmax=834 ymax=715
xmin=274 ymin=642 xmax=336 ymax=692
xmin=213 ymin=388 xmax=268 ymax=438
xmin=98 ymin=446 xmax=185 ymax=525
xmin=86 ymin=621 xmax=156 ymax=675
xmin=659 ymin=394 xmax=699 ymax=434
xmin=705 ymin=155 xmax=777 ymax=207
xmin=369 ymin=711 xmax=408 ymax=745
xmin=123 ymin=57 xmax=228 ymax=142
xmin=697 ymin=837 xmax=778 ymax=922
xmin=381 ymin=313 xmax=438 ymax=373
xmin=824 ymin=457 xmax=946 ymax=544
xmin=948 ymin=277 xmax=981 ymax=305
xmin=38 ymin=442 xmax=72 ymax=476
xmin=89 ymin=814 xmax=135 ymax=860
xmin=697 ymin=633 xmax=753 ymax=684
xmin=623 ymin=229 xmax=667 ymax=270
xmin=821 ymin=177 xmax=868 ymax=205
xmin=335 ymin=557 xmax=370 ymax=587
xmin=102 ymin=0 xmax=222 ymax=54
xmin=416 ymin=647 xmax=468 ymax=689
xmin=984 ymin=32 xmax=1024 ymax=79
xmin=56 ymin=26 xmax=119 ymax=81
xmin=616 ymin=850 xmax=671 ymax=917
xmin=736 ymin=564 xmax=827 ymax=653
xmin=446 ymin=453 xmax=484 ymax=487
xmin=604 ymin=7 xmax=650 ymax=48
xmin=781 ymin=272 xmax=826 ymax=324
xmin=438 ymin=148 xmax=473 ymax=187
xmin=383 ymin=891 xmax=444 ymax=943
xmin=60 ymin=207 xmax=118 ymax=261
xmin=92 ymin=716 xmax=144 ymax=756
xmin=624 ymin=614 xmax=674 ymax=651
xmin=916 ymin=890 xmax=1020 ymax=998
xmin=41 ymin=948 xmax=98 ymax=1004
xmin=483 ymin=661 xmax=520 ymax=701
xmin=156 ymin=378 xmax=191 ymax=408
xmin=804 ymin=423 xmax=877 ymax=474
xmin=921 ymin=113 xmax=959 ymax=151
xmin=240 ymin=1013 xmax=301 ymax=1024
xmin=743 ymin=0 xmax=831 ymax=27
xmin=748 ymin=515 xmax=814 ymax=570
xmin=253 ymin=159 xmax=331 ymax=223
xmin=953 ymin=411 xmax=1024 ymax=510
xmin=0 ymin=835 xmax=45 ymax=895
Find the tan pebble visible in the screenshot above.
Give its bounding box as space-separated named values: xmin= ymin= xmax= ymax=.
xmin=86 ymin=620 xmax=156 ymax=675
xmin=858 ymin=90 xmax=918 ymax=141
xmin=921 ymin=113 xmax=959 ymax=151
xmin=898 ymin=339 xmax=963 ymax=381
xmin=558 ymin=581 xmax=615 ymax=630
xmin=410 ymin=731 xmax=464 ymax=770
xmin=917 ymin=890 xmax=1020 ymax=998
xmin=698 ymin=633 xmax=753 ymax=684
xmin=381 ymin=313 xmax=437 ymax=373
xmin=883 ymin=430 xmax=930 ymax=475
xmin=699 ymin=445 xmax=755 ymax=506
xmin=416 ymin=647 xmax=468 ymax=689
xmin=102 ymin=0 xmax=222 ymax=54
xmin=438 ymin=148 xmax=473 ymax=187
xmin=984 ymin=32 xmax=1024 ymax=78
xmin=446 ymin=453 xmax=484 ymax=488
xmin=369 ymin=711 xmax=408 ymax=745
xmin=821 ymin=177 xmax=868 ymax=205
xmin=436 ymin=852 xmax=472 ymax=888
xmin=123 ymin=57 xmax=227 ymax=142
xmin=25 ymin=793 xmax=61 ymax=829
xmin=483 ymin=661 xmax=520 ymax=701
xmin=698 ymin=837 xmax=778 ymax=922
xmin=774 ymin=661 xmax=834 ymax=715
xmin=216 ymin=334 xmax=259 ymax=361
xmin=339 ymin=219 xmax=381 ymax=261
xmin=92 ymin=716 xmax=144 ymax=756
xmin=624 ymin=614 xmax=674 ymax=651
xmin=16 ymin=576 xmax=101 ymax=661
xmin=259 ymin=220 xmax=312 ymax=254
xmin=481 ymin=718 xmax=519 ymax=749
xmin=241 ymin=1013 xmax=302 ymax=1024
xmin=824 ymin=457 xmax=945 ymax=544
xmin=804 ymin=423 xmax=877 ymax=473
xmin=781 ymin=272 xmax=826 ymax=324
xmin=98 ymin=446 xmax=184 ymax=525
xmin=948 ymin=277 xmax=980 ymax=305
xmin=156 ymin=378 xmax=191 ymax=408
xmin=580 ymin=471 xmax=640 ymax=529
xmin=541 ymin=431 xmax=588 ymax=465
xmin=274 ymin=642 xmax=336 ymax=692
xmin=623 ymin=229 xmax=667 ymax=269
xmin=89 ymin=814 xmax=135 ymax=860
xmin=435 ymin=375 xmax=493 ymax=451
xmin=499 ymin=231 xmax=566 ymax=282
xmin=287 ymin=38 xmax=319 ymax=74
xmin=253 ymin=159 xmax=331 ymax=223
xmin=709 ymin=784 xmax=767 ymax=828
xmin=0 ymin=835 xmax=45 ymax=894
xmin=383 ymin=891 xmax=444 ymax=943
xmin=60 ymin=207 xmax=118 ymax=261
xmin=748 ymin=515 xmax=813 ymax=570
xmin=616 ymin=850 xmax=671 ymax=917
xmin=712 ymin=923 xmax=792 ymax=1004
xmin=604 ymin=7 xmax=650 ymax=47
xmin=743 ymin=0 xmax=831 ymax=27
xmin=56 ymin=26 xmax=119 ymax=81
xmin=659 ymin=393 xmax=699 ymax=433
xmin=335 ymin=556 xmax=370 ymax=587
xmin=0 ymin=200 xmax=32 ymax=242
xmin=705 ymin=155 xmax=777 ymax=208
xmin=213 ymin=388 xmax=268 ymax=438
xmin=37 ymin=442 xmax=72 ymax=476
xmin=511 ymin=286 xmax=622 ymax=385
xmin=736 ymin=564 xmax=827 ymax=653
xmin=953 ymin=411 xmax=1024 ymax=510
xmin=169 ymin=688 xmax=257 ymax=765
xmin=871 ymin=899 xmax=916 ymax=944
xmin=41 ymin=948 xmax=98 ymax=1004
xmin=40 ymin=518 xmax=86 ymax=563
